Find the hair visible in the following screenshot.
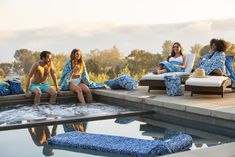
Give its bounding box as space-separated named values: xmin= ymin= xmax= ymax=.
xmin=40 ymin=51 xmax=51 ymax=60
xmin=210 ymin=38 xmax=218 ymax=47
xmin=215 ymin=39 xmax=228 ymax=52
xmin=167 ymin=42 xmax=183 ymax=61
xmin=70 ymin=49 xmax=84 ymax=72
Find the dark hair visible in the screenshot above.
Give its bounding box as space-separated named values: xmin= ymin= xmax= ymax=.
xmin=40 ymin=51 xmax=51 ymax=60
xmin=215 ymin=39 xmax=228 ymax=52
xmin=167 ymin=42 xmax=183 ymax=61
xmin=210 ymin=38 xmax=217 ymax=47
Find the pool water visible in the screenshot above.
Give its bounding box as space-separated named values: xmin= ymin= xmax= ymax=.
xmin=0 ymin=103 xmax=130 ymax=126
xmin=0 ymin=102 xmax=235 ymax=157
xmin=0 ymin=118 xmax=234 ymax=157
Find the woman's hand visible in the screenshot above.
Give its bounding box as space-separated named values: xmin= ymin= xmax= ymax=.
xmin=173 ymin=64 xmax=179 ymax=68
xmin=72 ymin=74 xmax=80 ymax=79
xmin=56 ymin=89 xmax=62 ymax=96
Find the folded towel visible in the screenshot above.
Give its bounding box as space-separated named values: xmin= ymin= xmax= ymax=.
xmin=47 ymin=131 xmax=192 ymax=157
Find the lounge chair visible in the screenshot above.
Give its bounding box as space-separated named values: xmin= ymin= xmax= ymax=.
xmin=139 ymin=54 xmax=195 ymax=92
xmin=185 ymin=76 xmax=232 ymax=98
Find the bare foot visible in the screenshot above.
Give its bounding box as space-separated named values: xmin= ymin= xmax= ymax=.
xmin=152 ymin=69 xmax=159 ymax=74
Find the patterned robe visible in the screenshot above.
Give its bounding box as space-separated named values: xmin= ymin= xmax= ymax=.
xmin=60 ymin=60 xmax=105 ymax=91
xmin=197 ymin=51 xmax=225 ymax=75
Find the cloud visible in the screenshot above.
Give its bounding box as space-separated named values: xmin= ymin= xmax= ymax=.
xmin=0 ymin=19 xmax=235 ymax=62
xmin=211 ymin=18 xmax=235 ymax=31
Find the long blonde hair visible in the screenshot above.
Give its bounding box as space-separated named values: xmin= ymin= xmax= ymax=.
xmin=70 ymin=49 xmax=84 ymax=73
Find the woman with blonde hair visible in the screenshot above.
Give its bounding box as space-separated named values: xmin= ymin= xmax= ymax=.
xmin=60 ymin=49 xmax=105 ymax=104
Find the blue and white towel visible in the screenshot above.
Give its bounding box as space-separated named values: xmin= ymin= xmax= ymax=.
xmin=160 ymin=61 xmax=184 ymax=72
xmin=164 ymin=75 xmax=183 ymax=96
xmin=60 ymin=60 xmax=106 ymax=91
xmin=47 ymin=131 xmax=192 ymax=157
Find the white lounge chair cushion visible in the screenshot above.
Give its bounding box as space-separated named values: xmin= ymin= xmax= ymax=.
xmin=185 ymin=76 xmax=228 ymax=87
xmin=184 ymin=53 xmax=195 ymax=74
xmin=140 ymin=53 xmax=195 ymax=81
xmin=141 ymin=72 xmax=188 ymax=80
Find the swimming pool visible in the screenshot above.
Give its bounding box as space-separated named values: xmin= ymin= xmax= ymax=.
xmin=0 ymin=102 xmax=234 ymax=157
xmin=1 ymin=117 xmax=235 ymax=157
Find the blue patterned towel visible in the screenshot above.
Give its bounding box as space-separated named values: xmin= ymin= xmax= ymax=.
xmin=164 ymin=75 xmax=183 ymax=96
xmin=47 ymin=131 xmax=192 ymax=157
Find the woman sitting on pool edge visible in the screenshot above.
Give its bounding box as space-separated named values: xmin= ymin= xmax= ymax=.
xmin=152 ymin=42 xmax=187 ymax=74
xmin=60 ymin=49 xmax=105 ymax=104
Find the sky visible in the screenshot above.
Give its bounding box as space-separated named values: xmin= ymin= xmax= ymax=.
xmin=0 ymin=0 xmax=235 ymax=62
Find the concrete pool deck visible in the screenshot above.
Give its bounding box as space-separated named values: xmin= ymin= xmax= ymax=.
xmin=92 ymin=87 xmax=235 ymax=157
xmin=165 ymin=142 xmax=235 ymax=157
xmin=92 ymin=86 xmax=235 ymax=122
xmin=1 ymin=87 xmax=235 ymax=156
xmin=1 ymin=86 xmax=235 ymax=121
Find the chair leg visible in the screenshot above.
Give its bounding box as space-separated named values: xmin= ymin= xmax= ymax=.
xmin=221 ymin=93 xmax=224 ymax=98
xmin=148 ymin=87 xmax=150 ymax=93
xmin=191 ymin=92 xmax=193 ymax=97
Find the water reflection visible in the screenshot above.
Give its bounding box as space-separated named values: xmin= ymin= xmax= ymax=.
xmin=63 ymin=122 xmax=88 ymax=132
xmin=23 ymin=118 xmax=235 ymax=157
xmin=28 ymin=122 xmax=88 ymax=156
xmin=28 ymin=125 xmax=57 ymax=156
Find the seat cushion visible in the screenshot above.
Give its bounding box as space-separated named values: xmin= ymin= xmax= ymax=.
xmin=0 ymin=82 xmax=10 ymax=96
xmin=184 ymin=53 xmax=195 ymax=74
xmin=116 ymin=74 xmax=138 ymax=90
xmin=141 ymin=72 xmax=188 ymax=81
xmin=185 ymin=76 xmax=228 ymax=87
xmin=48 ymin=131 xmax=192 ymax=157
xmin=104 ymin=79 xmax=124 ymax=89
xmin=140 ymin=54 xmax=195 ymax=81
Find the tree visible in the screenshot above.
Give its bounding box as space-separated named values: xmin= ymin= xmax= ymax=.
xmin=14 ymin=49 xmax=39 ymax=74
xmin=86 ymin=46 xmax=124 ymax=78
xmin=52 ymin=53 xmax=68 ymax=79
xmin=162 ymin=40 xmax=173 ymax=60
xmin=0 ymin=68 xmax=5 ymax=77
xmin=13 ymin=61 xmax=23 ymax=75
xmin=190 ymin=44 xmax=204 ymax=69
xmin=190 ymin=44 xmax=203 ymax=56
xmin=0 ymin=63 xmax=13 ymax=76
xmin=86 ymin=59 xmax=102 ymax=75
xmin=125 ymin=49 xmax=162 ymax=76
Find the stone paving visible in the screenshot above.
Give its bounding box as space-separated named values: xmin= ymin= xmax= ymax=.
xmin=92 ymin=86 xmax=235 ymax=121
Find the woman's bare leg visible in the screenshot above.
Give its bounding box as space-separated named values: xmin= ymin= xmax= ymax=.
xmin=210 ymin=69 xmax=224 ymax=76
xmin=69 ymin=83 xmax=85 ymax=104
xmin=78 ymin=83 xmax=93 ymax=103
xmin=158 ymin=69 xmax=167 ymax=74
xmin=152 ymin=65 xmax=163 ymax=74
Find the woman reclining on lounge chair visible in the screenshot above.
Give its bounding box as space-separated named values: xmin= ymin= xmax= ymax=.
xmin=152 ymin=42 xmax=187 ymax=74
xmin=197 ymin=39 xmax=227 ymax=76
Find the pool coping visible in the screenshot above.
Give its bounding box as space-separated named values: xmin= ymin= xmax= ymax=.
xmin=91 ymin=88 xmax=235 ymax=122
xmin=1 ymin=88 xmax=235 ymax=134
xmin=164 ymin=142 xmax=235 ymax=157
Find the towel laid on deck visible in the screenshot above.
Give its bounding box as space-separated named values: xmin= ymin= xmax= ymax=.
xmin=47 ymin=131 xmax=192 ymax=157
